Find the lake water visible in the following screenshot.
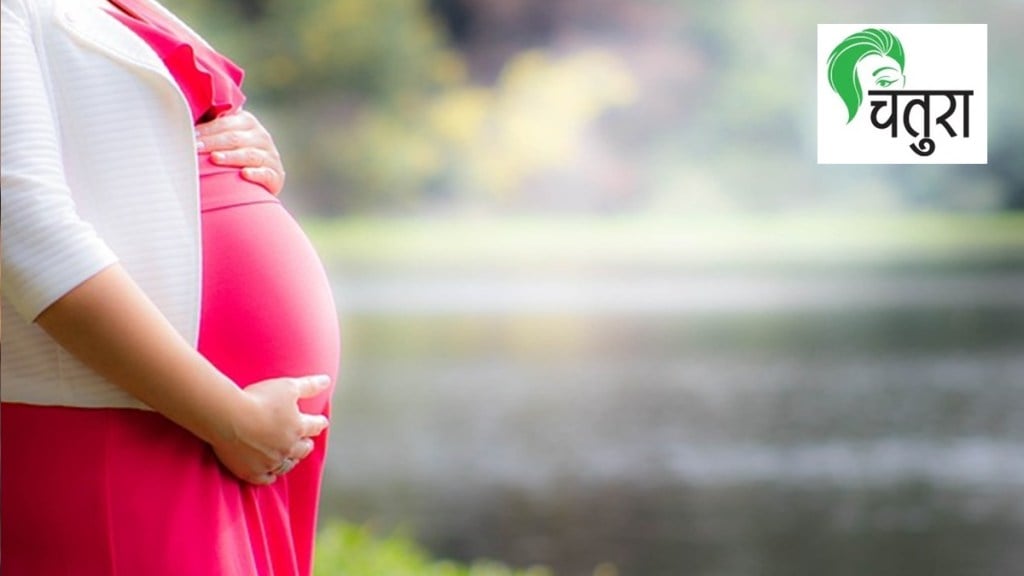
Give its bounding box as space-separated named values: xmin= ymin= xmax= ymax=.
xmin=320 ymin=264 xmax=1024 ymax=576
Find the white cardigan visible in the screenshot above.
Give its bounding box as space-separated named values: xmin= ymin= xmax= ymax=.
xmin=2 ymin=0 xmax=206 ymax=409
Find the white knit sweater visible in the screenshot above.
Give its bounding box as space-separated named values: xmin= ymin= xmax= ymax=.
xmin=2 ymin=0 xmax=204 ymax=408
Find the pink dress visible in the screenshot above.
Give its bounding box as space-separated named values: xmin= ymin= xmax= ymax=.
xmin=0 ymin=2 xmax=340 ymax=574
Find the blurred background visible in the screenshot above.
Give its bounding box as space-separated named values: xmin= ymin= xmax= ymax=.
xmin=168 ymin=0 xmax=1024 ymax=574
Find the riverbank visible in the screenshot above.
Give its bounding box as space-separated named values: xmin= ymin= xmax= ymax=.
xmin=310 ymin=212 xmax=1024 ymax=576
xmin=303 ymin=212 xmax=1024 ymax=271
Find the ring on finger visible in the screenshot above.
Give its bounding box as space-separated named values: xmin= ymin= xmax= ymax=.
xmin=272 ymin=457 xmax=297 ymax=476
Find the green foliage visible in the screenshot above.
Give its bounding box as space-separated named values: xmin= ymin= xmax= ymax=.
xmin=302 ymin=212 xmax=1024 ymax=270
xmin=164 ymin=0 xmax=452 ymax=103
xmin=314 ymin=522 xmax=552 ymax=576
xmin=165 ymin=0 xmax=636 ymax=214
xmin=163 ymin=0 xmax=1024 ymax=214
xmin=307 ymin=49 xmax=635 ymax=212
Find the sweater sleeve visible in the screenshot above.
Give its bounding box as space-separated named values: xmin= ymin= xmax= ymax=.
xmin=1 ymin=0 xmax=119 ymax=321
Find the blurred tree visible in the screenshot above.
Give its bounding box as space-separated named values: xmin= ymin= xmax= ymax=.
xmin=166 ymin=0 xmax=461 ymax=211
xmin=223 ymin=0 xmax=266 ymax=20
xmin=167 ymin=0 xmax=635 ymax=214
xmin=428 ymin=0 xmax=475 ymax=46
xmin=170 ymin=0 xmax=454 ymax=103
xmin=163 ymin=0 xmax=1023 ymax=214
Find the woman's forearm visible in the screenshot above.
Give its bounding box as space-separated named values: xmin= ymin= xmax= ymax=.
xmin=35 ymin=264 xmax=243 ymax=446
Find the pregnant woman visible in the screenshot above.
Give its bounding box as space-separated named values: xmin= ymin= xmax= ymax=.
xmin=1 ymin=0 xmax=339 ymax=574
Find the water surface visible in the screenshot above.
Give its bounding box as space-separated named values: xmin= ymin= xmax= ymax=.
xmin=321 ymin=265 xmax=1024 ymax=575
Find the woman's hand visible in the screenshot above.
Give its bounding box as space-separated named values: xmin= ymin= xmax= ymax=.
xmin=195 ymin=110 xmax=286 ymax=195
xmin=33 ymin=266 xmax=330 ymax=486
xmin=210 ymin=374 xmax=331 ymax=485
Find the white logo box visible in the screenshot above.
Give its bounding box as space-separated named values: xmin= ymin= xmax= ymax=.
xmin=817 ymin=24 xmax=987 ymax=165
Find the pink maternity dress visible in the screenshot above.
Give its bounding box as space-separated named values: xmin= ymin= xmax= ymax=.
xmin=0 ymin=1 xmax=340 ymax=574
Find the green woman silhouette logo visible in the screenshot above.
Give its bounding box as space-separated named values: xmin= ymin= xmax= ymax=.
xmin=827 ymin=28 xmax=906 ymax=123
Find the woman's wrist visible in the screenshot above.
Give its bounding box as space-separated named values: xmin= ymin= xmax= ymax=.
xmin=35 ymin=265 xmax=246 ymax=446
xmin=181 ymin=370 xmax=250 ymax=448
xmin=33 ymin=265 xmax=327 ymax=483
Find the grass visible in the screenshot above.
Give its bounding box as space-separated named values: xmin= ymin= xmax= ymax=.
xmin=314 ymin=522 xmax=552 ymax=576
xmin=302 ymin=212 xmax=1024 ymax=270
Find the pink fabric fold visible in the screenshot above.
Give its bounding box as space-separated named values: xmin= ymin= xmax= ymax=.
xmin=106 ymin=0 xmax=246 ymax=123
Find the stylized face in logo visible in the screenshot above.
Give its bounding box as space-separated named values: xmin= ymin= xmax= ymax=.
xmin=827 ymin=28 xmax=906 ymax=123
xmin=857 ymin=53 xmax=906 ymax=91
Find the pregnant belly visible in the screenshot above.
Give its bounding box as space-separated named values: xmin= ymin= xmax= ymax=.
xmin=196 ymin=159 xmax=338 ymax=415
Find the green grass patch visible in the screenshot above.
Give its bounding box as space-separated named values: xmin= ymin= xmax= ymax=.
xmin=314 ymin=522 xmax=552 ymax=576
xmin=302 ymin=212 xmax=1024 ymax=270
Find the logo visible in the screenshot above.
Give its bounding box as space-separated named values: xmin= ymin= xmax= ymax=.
xmin=817 ymin=24 xmax=987 ymax=164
